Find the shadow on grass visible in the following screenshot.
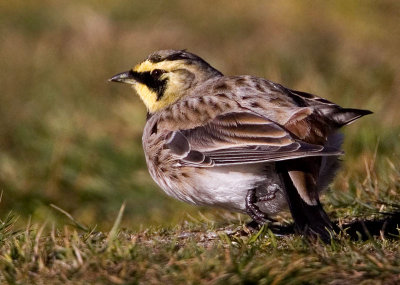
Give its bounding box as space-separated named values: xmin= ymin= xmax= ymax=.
xmin=340 ymin=211 xmax=400 ymax=240
xmin=250 ymin=211 xmax=400 ymax=241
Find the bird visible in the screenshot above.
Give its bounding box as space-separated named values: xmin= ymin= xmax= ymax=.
xmin=109 ymin=49 xmax=372 ymax=242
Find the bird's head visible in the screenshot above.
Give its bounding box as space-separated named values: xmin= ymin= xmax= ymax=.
xmin=109 ymin=50 xmax=222 ymax=113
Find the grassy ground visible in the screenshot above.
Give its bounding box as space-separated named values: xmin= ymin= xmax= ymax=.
xmin=2 ymin=179 xmax=400 ymax=284
xmin=1 ymin=0 xmax=400 ymax=283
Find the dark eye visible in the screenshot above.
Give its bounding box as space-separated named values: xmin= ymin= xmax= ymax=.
xmin=151 ymin=69 xmax=164 ymax=78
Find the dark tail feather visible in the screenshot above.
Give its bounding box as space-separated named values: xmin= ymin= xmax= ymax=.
xmin=329 ymin=108 xmax=373 ymax=127
xmin=277 ymin=163 xmax=338 ymax=243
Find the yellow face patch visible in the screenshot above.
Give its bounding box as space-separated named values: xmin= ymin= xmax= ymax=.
xmin=133 ymin=60 xmax=186 ymax=73
xmin=133 ymin=81 xmax=189 ymax=113
xmin=131 ymin=60 xmax=195 ymax=113
xmin=133 ymin=84 xmax=158 ymax=112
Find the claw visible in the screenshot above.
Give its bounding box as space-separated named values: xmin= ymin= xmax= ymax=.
xmin=245 ymin=188 xmax=275 ymax=224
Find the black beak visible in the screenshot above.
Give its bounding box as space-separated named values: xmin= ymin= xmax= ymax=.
xmin=108 ymin=70 xmax=136 ymax=85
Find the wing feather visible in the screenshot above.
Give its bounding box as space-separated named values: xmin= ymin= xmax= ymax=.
xmin=165 ymin=112 xmax=343 ymax=167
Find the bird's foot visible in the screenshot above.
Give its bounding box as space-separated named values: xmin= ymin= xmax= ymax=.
xmin=245 ymin=188 xmax=275 ymax=224
xmin=258 ymin=192 xmax=276 ymax=202
xmin=258 ymin=184 xmax=279 ymax=202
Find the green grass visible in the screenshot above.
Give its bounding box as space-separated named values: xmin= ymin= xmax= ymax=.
xmin=1 ymin=177 xmax=400 ymax=284
xmin=1 ymin=0 xmax=400 ymax=283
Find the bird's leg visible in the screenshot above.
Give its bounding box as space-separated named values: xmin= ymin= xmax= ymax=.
xmin=245 ymin=188 xmax=275 ymax=224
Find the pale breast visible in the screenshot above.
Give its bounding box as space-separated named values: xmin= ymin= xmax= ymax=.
xmin=145 ymin=150 xmax=288 ymax=216
xmin=142 ymin=97 xmax=290 ymax=217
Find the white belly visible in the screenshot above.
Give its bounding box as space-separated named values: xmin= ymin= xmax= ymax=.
xmin=189 ymin=164 xmax=288 ymax=215
xmin=148 ymin=159 xmax=288 ymax=216
xmin=192 ymin=164 xmax=265 ymax=211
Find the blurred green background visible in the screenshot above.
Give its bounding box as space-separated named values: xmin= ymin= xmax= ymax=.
xmin=0 ymin=0 xmax=399 ymax=230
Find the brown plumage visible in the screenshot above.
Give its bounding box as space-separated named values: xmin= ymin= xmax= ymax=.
xmin=110 ymin=49 xmax=372 ymax=242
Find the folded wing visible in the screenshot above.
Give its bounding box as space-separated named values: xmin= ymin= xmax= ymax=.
xmin=165 ymin=112 xmax=342 ymax=167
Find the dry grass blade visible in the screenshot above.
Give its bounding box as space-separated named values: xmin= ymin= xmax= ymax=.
xmin=106 ymin=202 xmax=126 ymax=245
xmin=50 ymin=204 xmax=89 ymax=232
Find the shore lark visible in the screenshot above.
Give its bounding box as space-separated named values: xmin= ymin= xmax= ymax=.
xmin=110 ymin=50 xmax=372 ymax=241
